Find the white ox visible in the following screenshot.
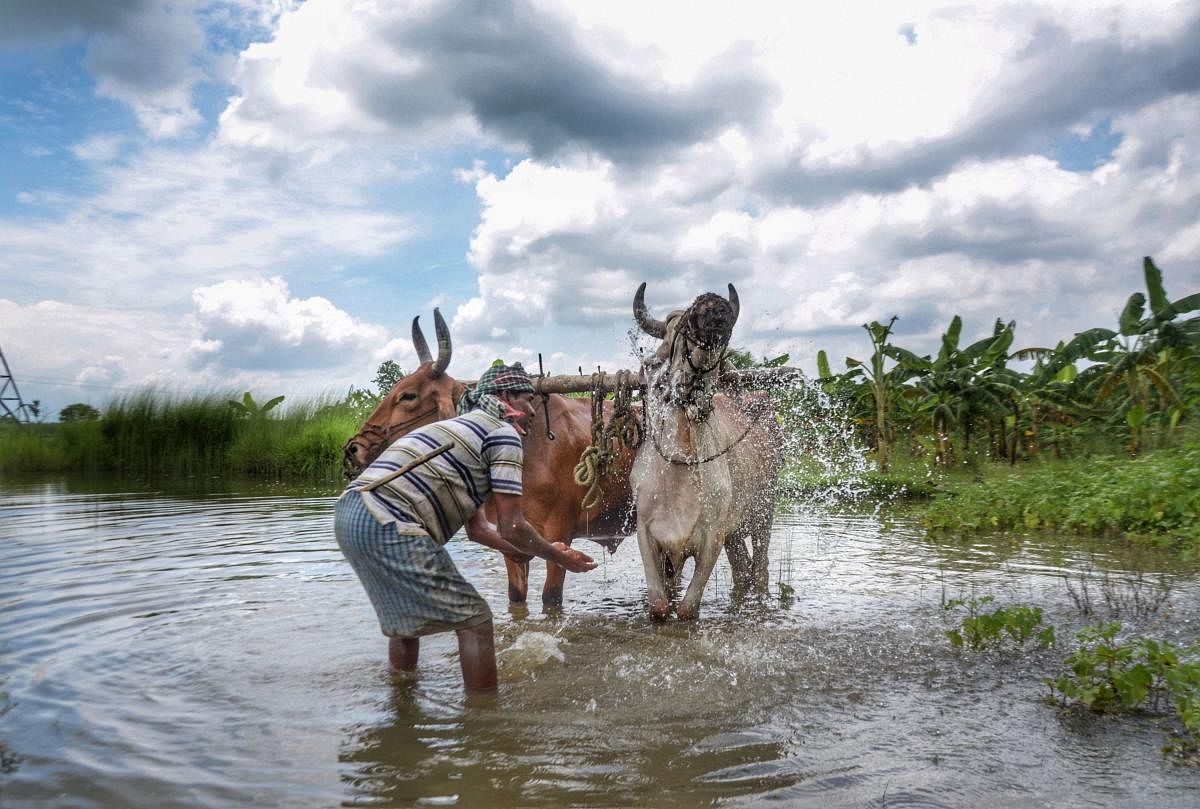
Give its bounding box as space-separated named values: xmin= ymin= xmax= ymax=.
xmin=630 ymin=283 xmax=783 ymax=620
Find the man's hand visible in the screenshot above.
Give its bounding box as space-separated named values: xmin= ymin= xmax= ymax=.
xmin=552 ymin=542 xmax=597 ymax=573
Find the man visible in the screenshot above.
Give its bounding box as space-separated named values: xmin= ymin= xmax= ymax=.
xmin=335 ymin=362 xmax=596 ymax=692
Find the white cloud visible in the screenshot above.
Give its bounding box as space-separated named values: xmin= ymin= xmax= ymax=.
xmin=76 ymin=355 xmax=130 ymax=386
xmin=71 ymin=133 xmax=125 ymax=162
xmin=0 ymin=297 xmax=196 ymax=416
xmin=449 ymin=83 xmax=1199 ymax=367
xmin=186 ymin=275 xmax=397 ymax=371
xmin=0 ymin=143 xmax=416 ymax=309
xmin=3 ymin=0 xmax=1200 ymax=414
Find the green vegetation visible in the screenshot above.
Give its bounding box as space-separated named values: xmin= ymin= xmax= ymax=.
xmin=814 ymin=257 xmax=1200 ymax=549
xmin=0 ymin=389 xmax=376 ymax=481
xmin=940 ymin=598 xmax=1199 ymax=761
xmin=917 ymin=441 xmax=1200 ymax=552
xmin=226 ymin=391 xmax=285 ymax=418
xmin=0 ymin=357 xmax=410 ymax=480
xmin=942 ymin=595 xmax=1055 ymax=652
xmin=1047 ymin=622 xmax=1200 ymax=759
xmin=820 ymin=257 xmax=1199 ymax=469
xmin=58 ymin=403 xmax=100 ymax=422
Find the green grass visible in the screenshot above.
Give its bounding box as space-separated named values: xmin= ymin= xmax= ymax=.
xmin=228 ymin=396 xmax=361 ymax=478
xmin=915 ymin=442 xmax=1200 ymax=552
xmin=100 ymin=391 xmax=239 ymax=476
xmin=0 ymin=391 xmax=367 ymax=481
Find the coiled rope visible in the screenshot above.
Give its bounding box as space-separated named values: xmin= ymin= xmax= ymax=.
xmin=573 ymin=369 xmax=640 ymax=511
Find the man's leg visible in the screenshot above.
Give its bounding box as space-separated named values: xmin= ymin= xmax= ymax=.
xmin=455 ymin=619 xmax=498 ymax=691
xmin=389 ymin=637 xmax=420 ymax=671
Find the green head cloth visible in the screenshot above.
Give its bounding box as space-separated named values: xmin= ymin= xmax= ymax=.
xmin=457 ymin=362 xmax=535 ymax=421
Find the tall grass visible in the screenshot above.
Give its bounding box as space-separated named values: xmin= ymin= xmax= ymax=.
xmin=917 ymin=440 xmax=1200 ymax=553
xmin=228 ymin=396 xmax=362 ymax=478
xmin=102 ymin=391 xmax=239 ymax=475
xmin=0 ymin=391 xmax=367 ymax=481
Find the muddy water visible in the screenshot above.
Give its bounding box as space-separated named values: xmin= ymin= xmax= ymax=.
xmin=1 ymin=478 xmax=1198 ymax=808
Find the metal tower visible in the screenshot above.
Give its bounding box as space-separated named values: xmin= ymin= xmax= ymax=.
xmin=0 ymin=343 xmax=38 ymax=423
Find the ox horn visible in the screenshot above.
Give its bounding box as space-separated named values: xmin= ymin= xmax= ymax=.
xmin=633 ymin=282 xmax=667 ymax=338
xmin=431 ymin=307 xmax=452 ymax=377
xmin=412 ymin=315 xmax=432 ymax=365
xmin=727 ymin=284 xmax=740 ymax=326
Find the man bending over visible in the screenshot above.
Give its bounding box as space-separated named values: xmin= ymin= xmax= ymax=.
xmin=336 ymin=362 xmax=596 ymax=692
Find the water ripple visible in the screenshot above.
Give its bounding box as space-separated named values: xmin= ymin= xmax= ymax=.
xmin=2 ymin=481 xmax=1199 ymax=808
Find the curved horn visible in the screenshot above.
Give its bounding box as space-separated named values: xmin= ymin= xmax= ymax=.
xmin=633 ymin=282 xmax=667 ymax=338
xmin=432 ymin=307 xmax=452 ymax=377
xmin=727 ymin=284 xmax=740 ymax=327
xmin=412 ymin=316 xmax=432 ymax=365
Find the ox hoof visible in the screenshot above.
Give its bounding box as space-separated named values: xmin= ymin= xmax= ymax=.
xmin=542 ymin=588 xmax=563 ymax=609
xmin=675 ymin=602 xmax=701 ymax=621
xmin=508 ymin=585 xmax=529 ymax=604
xmin=648 ymin=597 xmax=671 ymax=621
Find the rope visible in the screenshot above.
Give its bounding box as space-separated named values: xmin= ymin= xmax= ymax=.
xmin=573 ymin=444 xmax=604 ymax=511
xmin=573 ymin=369 xmax=641 ymax=512
xmin=646 ymin=410 xmax=760 ymax=466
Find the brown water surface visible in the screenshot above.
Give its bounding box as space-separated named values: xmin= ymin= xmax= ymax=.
xmin=1 ymin=477 xmax=1198 ymax=807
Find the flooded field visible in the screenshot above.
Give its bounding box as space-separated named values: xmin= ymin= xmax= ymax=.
xmin=1 ymin=477 xmax=1198 ymax=808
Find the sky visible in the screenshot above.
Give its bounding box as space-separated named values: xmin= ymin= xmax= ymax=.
xmin=1 ymin=0 xmax=1198 ymax=420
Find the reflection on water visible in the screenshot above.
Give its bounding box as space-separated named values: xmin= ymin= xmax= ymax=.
xmin=1 ymin=477 xmax=1199 ymax=808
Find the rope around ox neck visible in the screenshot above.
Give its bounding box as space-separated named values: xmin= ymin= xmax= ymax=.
xmin=646 ymin=396 xmax=771 ymax=466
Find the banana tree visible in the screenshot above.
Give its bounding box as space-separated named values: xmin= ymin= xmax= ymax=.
xmin=837 ymin=317 xmax=918 ymax=473
xmin=1011 ymin=344 xmax=1083 ymax=459
xmin=227 ymin=391 xmax=285 ymax=419
xmin=1034 ymin=257 xmax=1199 ymax=453
xmin=888 ymin=316 xmax=1016 ymax=468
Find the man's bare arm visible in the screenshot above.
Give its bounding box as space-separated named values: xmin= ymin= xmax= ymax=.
xmin=491 ymin=492 xmax=597 ymax=573
xmin=465 ymin=508 xmax=532 ymax=563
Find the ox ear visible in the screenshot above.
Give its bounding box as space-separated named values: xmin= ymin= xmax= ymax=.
xmin=412 ymin=316 xmax=433 ymax=365
xmin=633 ymin=282 xmax=668 ymax=338
xmin=727 ymin=284 xmax=740 ymax=326
xmin=432 ymin=307 xmax=452 ymax=377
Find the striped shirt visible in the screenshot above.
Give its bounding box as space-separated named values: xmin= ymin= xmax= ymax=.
xmin=344 ymin=409 xmax=524 ymax=545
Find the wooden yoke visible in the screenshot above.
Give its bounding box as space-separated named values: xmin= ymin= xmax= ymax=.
xmin=523 ymin=367 xmax=803 ymax=396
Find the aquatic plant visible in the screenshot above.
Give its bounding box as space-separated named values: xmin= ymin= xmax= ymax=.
xmin=1048 ymin=622 xmax=1200 ymax=759
xmin=1060 ymin=559 xmax=1173 ymax=620
xmin=942 ymin=595 xmax=1055 ymax=652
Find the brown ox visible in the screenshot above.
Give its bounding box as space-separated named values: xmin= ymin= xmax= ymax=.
xmin=342 ymin=309 xmax=635 ymax=607
xmin=630 ymin=283 xmax=782 ymax=620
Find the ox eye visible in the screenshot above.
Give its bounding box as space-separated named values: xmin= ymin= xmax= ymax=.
xmin=396 ymin=392 xmax=418 ymax=403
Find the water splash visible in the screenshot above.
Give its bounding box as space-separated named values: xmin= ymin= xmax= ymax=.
xmin=627 ymin=326 xmax=872 ymax=510
xmin=497 ymin=631 xmax=567 ymax=674
xmin=769 ymin=375 xmax=870 ymax=510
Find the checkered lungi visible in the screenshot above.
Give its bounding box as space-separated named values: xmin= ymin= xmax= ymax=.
xmin=335 ymin=490 xmax=492 ymax=638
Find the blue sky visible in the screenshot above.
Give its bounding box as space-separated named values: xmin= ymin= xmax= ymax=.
xmin=1 ymin=0 xmax=1198 ymax=419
